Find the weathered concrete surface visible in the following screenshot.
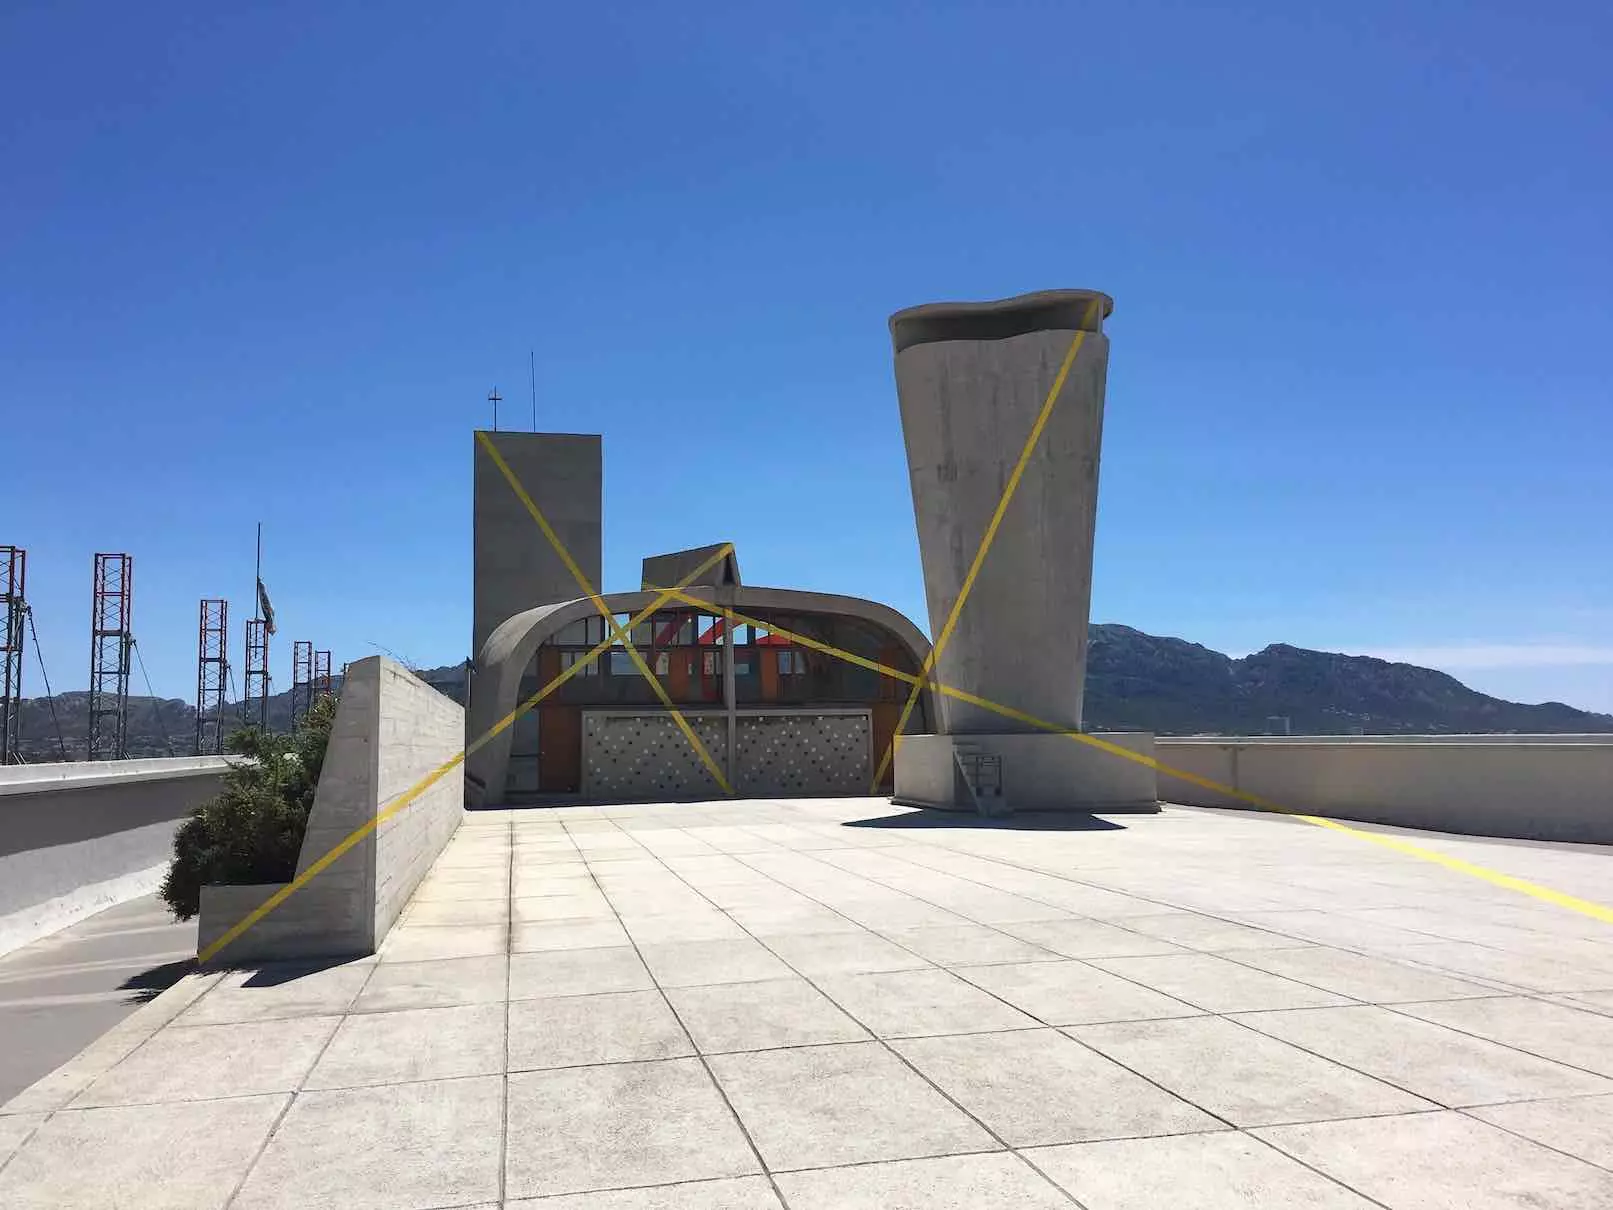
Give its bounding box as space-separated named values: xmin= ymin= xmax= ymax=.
xmin=0 ymin=893 xmax=195 ymax=1107
xmin=1157 ymin=735 xmax=1613 ymax=843
xmin=9 ymin=798 xmax=1613 ymax=1207
xmin=891 ymin=288 xmax=1112 ymax=735
xmin=0 ymin=761 xmax=228 ymax=958
xmin=894 ymin=731 xmax=1158 ymax=813
xmin=196 ymin=656 xmax=466 ymax=963
xmin=472 ymin=430 xmax=602 ymax=661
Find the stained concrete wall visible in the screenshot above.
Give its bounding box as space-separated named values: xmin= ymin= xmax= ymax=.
xmin=473 ymin=430 xmax=602 ymax=661
xmin=1156 ymin=736 xmax=1613 ymax=844
xmin=894 ymin=732 xmax=1157 ymax=814
xmin=891 ymin=290 xmax=1112 ymax=734
xmin=197 ymin=657 xmax=465 ymax=962
xmin=0 ymin=757 xmax=231 ymax=958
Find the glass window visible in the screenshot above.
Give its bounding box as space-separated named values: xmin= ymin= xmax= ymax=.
xmin=654 ymin=651 xmax=670 ymax=676
xmin=560 ymin=650 xmax=599 ymax=677
xmin=609 ymin=651 xmax=638 ymax=677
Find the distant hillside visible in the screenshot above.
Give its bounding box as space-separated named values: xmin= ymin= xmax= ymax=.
xmin=10 ymin=630 xmax=1610 ymax=762
xmin=1083 ymin=625 xmax=1613 ymax=735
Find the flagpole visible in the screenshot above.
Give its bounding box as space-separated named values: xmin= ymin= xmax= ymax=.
xmin=255 ymin=522 xmax=262 ymax=614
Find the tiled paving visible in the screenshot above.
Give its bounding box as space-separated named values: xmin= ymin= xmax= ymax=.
xmin=4 ymin=798 xmax=1613 ymax=1208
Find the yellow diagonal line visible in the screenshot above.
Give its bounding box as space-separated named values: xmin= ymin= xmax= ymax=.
xmin=476 ymin=431 xmax=734 ymax=795
xmin=669 ymin=587 xmax=1613 ymax=925
xmin=196 ymin=544 xmax=735 ymax=964
xmin=870 ymin=297 xmax=1102 ymax=791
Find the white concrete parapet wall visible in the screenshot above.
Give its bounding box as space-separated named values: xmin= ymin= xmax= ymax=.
xmin=197 ymin=656 xmax=466 ymax=963
xmin=0 ymin=757 xmax=233 ymax=958
xmin=1156 ymin=735 xmax=1613 ymax=844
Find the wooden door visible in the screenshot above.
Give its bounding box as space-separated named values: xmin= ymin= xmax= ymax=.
xmin=871 ymin=702 xmax=902 ymax=792
xmin=538 ymin=705 xmax=581 ymax=792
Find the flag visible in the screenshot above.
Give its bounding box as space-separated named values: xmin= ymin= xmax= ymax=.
xmin=256 ymin=578 xmax=277 ymax=636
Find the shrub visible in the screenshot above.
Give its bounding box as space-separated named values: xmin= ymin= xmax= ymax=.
xmin=160 ymin=694 xmax=338 ymax=920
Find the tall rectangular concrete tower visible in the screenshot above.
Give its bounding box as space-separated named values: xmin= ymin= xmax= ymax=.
xmin=472 ymin=431 xmax=602 ymax=660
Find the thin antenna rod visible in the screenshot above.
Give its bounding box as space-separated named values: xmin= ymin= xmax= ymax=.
xmin=255 ymin=521 xmax=262 ymax=596
xmin=488 ymin=387 xmax=501 ymax=432
xmin=529 ymin=351 xmax=537 ymax=430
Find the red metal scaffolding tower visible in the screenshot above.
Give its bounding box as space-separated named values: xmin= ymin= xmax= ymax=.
xmin=243 ymin=618 xmax=270 ymax=732
xmin=195 ymin=599 xmax=229 ymax=755
xmin=88 ymin=553 xmax=134 ymax=760
xmin=313 ymin=650 xmax=333 ymax=700
xmin=1 ymin=546 xmax=25 ymax=765
xmin=290 ymin=640 xmax=314 ymax=728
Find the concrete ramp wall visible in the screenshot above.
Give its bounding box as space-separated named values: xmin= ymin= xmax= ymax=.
xmin=0 ymin=757 xmax=232 ymax=958
xmin=197 ymin=656 xmax=466 ymax=963
xmin=1155 ymin=735 xmax=1613 ymax=844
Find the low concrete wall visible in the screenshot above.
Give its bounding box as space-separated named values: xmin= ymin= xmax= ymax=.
xmin=0 ymin=757 xmax=232 ymax=958
xmin=894 ymin=732 xmax=1158 ymax=813
xmin=198 ymin=656 xmax=466 ymax=963
xmin=1156 ymin=736 xmax=1613 ymax=843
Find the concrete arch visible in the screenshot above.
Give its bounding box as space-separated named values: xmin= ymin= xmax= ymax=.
xmin=464 ymin=587 xmax=934 ymax=806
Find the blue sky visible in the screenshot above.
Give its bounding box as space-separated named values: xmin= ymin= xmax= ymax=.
xmin=3 ymin=1 xmax=1610 ymax=713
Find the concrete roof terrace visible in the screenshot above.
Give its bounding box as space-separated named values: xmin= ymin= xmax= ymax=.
xmin=3 ymin=798 xmax=1613 ymax=1208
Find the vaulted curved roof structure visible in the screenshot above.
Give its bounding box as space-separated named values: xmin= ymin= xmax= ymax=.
xmin=465 ymin=585 xmax=933 ymax=806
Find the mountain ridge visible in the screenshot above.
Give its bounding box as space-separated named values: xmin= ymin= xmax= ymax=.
xmin=9 ymin=624 xmax=1609 ymax=762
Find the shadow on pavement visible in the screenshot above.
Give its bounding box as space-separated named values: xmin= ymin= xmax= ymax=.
xmin=843 ymin=810 xmax=1126 ymax=832
xmin=117 ymin=958 xmax=195 ymax=1004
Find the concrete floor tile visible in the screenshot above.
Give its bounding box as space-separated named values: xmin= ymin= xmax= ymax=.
xmin=72 ymin=1015 xmax=339 ymax=1107
xmin=176 ymin=959 xmax=374 ymax=1025
xmin=879 ymin=924 xmax=1063 ymax=966
xmin=1026 ymin=1130 xmax=1379 ymax=1209
xmin=305 ymin=1002 xmax=505 ymax=1088
xmin=233 ymin=1076 xmax=502 ymax=1210
xmin=512 ymin=917 xmax=631 ymax=952
xmin=1381 ymin=941 xmax=1613 ymax=994
xmin=708 ymin=1040 xmax=995 ymax=1169
xmin=1256 ymin=1110 xmax=1613 ymax=1208
xmin=762 ymin=929 xmax=932 ymax=976
xmin=1120 ymin=912 xmax=1314 ymax=952
xmin=350 ymin=954 xmax=509 ymax=1013
xmin=893 ymin=1027 xmax=1222 ymax=1146
xmin=378 ymin=923 xmax=508 ymax=962
xmin=0 ymin=1094 xmax=286 ymax=1210
xmin=0 ymin=1111 xmax=45 ymax=1167
xmin=506 ymin=1058 xmax=760 ymax=1198
xmin=1469 ymin=1094 xmax=1613 ymax=1170
xmin=1233 ymin=946 xmax=1498 ymax=1004
xmin=1232 ymin=1005 xmax=1613 ymax=1106
xmin=955 ymin=959 xmax=1204 ymax=1026
xmin=509 ymin=989 xmax=692 ymax=1068
xmin=513 ymin=894 xmax=616 ymax=922
xmin=411 ymin=878 xmax=509 ymax=903
xmin=404 ymin=896 xmax=511 ymax=925
xmin=1001 ymin=918 xmax=1188 ymax=958
xmin=638 ymin=939 xmax=795 ymax=988
xmin=1069 ymin=1015 xmax=1433 ymax=1127
xmin=814 ymin=968 xmax=1039 ymax=1038
xmin=622 ymin=913 xmax=749 ymax=943
xmin=1395 ymin=996 xmax=1613 ymax=1077
xmin=776 ymin=1151 xmax=1072 ymax=1208
xmin=508 ymin=1176 xmax=783 ymax=1208
xmin=1090 ymin=954 xmax=1356 ymax=1013
xmin=509 ymin=946 xmax=654 ymax=999
xmin=668 ymin=977 xmax=869 ymax=1053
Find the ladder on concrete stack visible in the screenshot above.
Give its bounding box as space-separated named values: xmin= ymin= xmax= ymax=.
xmin=954 ymin=743 xmax=1008 ymax=817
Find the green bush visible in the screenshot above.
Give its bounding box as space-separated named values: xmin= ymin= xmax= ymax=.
xmin=160 ymin=695 xmax=338 ymax=921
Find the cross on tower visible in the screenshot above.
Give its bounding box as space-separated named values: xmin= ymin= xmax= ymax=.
xmin=488 ymin=388 xmax=502 ymax=432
